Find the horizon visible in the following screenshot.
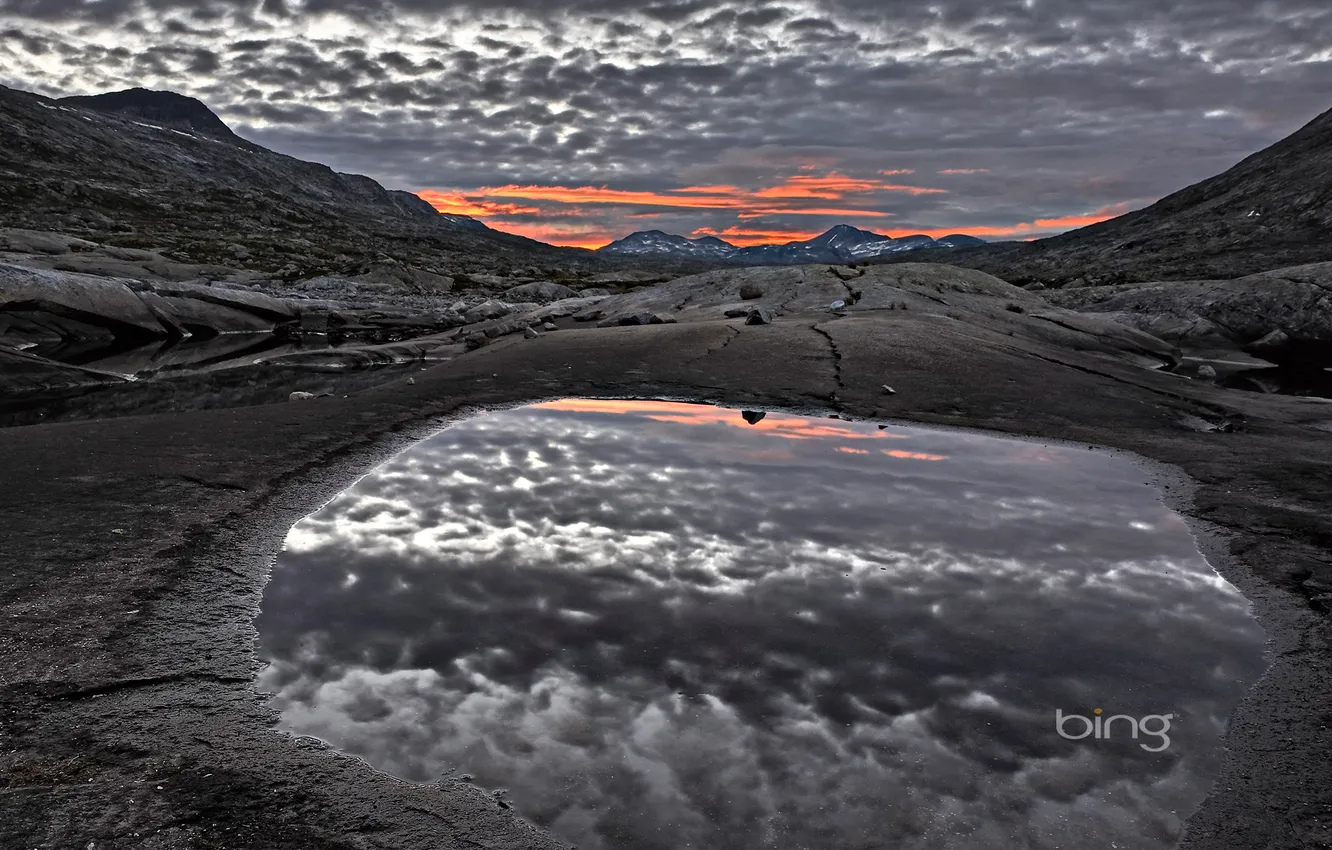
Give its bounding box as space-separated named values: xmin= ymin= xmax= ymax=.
xmin=3 ymin=1 xmax=1329 ymax=251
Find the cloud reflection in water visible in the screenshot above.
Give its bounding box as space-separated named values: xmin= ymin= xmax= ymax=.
xmin=256 ymin=400 xmax=1265 ymax=850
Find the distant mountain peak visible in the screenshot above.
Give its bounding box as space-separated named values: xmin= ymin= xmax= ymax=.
xmin=599 ymin=225 xmax=985 ymax=265
xmin=57 ymin=87 xmax=246 ymax=145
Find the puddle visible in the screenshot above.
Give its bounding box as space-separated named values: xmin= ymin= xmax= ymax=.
xmin=256 ymin=399 xmax=1266 ymax=850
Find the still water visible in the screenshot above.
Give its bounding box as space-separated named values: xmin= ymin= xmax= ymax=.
xmin=256 ymin=399 xmax=1265 ymax=850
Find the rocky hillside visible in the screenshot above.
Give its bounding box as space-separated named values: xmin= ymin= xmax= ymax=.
xmin=0 ymin=84 xmax=603 ymax=278
xmin=878 ymin=104 xmax=1332 ymax=285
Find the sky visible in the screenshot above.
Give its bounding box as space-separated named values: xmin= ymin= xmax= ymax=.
xmin=256 ymin=399 xmax=1266 ymax=849
xmin=2 ymin=1 xmax=1331 ymax=249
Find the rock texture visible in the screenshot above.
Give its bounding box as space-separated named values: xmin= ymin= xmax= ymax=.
xmin=0 ymin=84 xmax=611 ymax=279
xmin=1043 ymin=262 xmax=1332 ymax=363
xmin=877 ymin=103 xmax=1332 ymax=285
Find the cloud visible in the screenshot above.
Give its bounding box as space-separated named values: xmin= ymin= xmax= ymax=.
xmin=256 ymin=400 xmax=1266 ymax=850
xmin=2 ymin=1 xmax=1330 ymax=246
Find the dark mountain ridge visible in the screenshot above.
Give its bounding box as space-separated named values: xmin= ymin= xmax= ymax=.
xmin=0 ymin=84 xmax=599 ymax=277
xmin=878 ymin=104 xmax=1332 ymax=285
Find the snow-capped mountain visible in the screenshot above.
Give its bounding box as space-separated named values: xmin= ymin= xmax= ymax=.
xmin=598 ymin=230 xmax=741 ymax=260
xmin=598 ymin=225 xmax=986 ymax=265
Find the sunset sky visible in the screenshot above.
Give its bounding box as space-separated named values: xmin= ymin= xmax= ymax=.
xmin=2 ymin=1 xmax=1330 ymax=249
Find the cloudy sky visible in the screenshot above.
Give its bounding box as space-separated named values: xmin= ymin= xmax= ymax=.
xmin=256 ymin=400 xmax=1266 ymax=849
xmin=4 ymin=1 xmax=1329 ymax=248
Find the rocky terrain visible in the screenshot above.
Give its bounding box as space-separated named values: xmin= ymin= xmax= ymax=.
xmin=0 ymin=85 xmax=698 ymax=282
xmin=875 ymin=103 xmax=1332 ymax=286
xmin=600 ymin=224 xmax=986 ymax=264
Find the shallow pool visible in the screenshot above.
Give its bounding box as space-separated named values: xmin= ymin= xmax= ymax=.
xmin=256 ymin=399 xmax=1266 ymax=850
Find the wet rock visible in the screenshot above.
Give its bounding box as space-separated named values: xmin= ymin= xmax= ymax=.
xmin=739 ymin=284 xmax=764 ymax=300
xmin=746 ymin=308 xmax=775 ymax=325
xmin=0 ymin=347 xmax=130 ymax=394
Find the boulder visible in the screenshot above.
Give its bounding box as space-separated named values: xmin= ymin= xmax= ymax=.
xmin=463 ymin=299 xmax=511 ymax=324
xmin=746 ymin=308 xmax=775 ymax=326
xmin=0 ymin=262 xmax=169 ymax=340
xmin=151 ymin=295 xmax=277 ymax=335
xmin=502 ymin=281 xmax=579 ymax=302
xmin=739 ymin=284 xmax=764 ymax=300
xmin=133 ymin=280 xmax=300 ymax=323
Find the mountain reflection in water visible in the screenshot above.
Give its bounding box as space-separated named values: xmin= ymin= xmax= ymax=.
xmin=257 ymin=399 xmax=1265 ymax=850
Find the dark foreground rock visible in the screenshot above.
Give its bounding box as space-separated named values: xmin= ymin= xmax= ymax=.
xmin=0 ymin=271 xmax=1330 ymax=850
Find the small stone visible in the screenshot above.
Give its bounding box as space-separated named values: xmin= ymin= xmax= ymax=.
xmin=882 ymin=385 xmax=896 ymax=395
xmin=1196 ymin=364 xmax=1217 ymax=381
xmin=464 ymin=332 xmax=487 ymax=351
xmin=739 ymin=283 xmax=764 ymax=300
xmin=741 ymin=411 xmax=766 ymax=425
xmin=524 ymin=326 xmax=540 ymax=339
xmin=289 ymin=391 xmax=315 ymax=401
xmin=542 ymin=322 xmax=558 ymax=331
xmin=828 ymin=300 xmax=846 ymax=312
xmin=724 ymin=307 xmax=749 ymax=318
xmin=649 ymin=313 xmax=678 ymax=325
xmin=746 ymin=308 xmax=774 ymax=325
xmin=407 ymin=377 xmax=416 ymax=385
xmin=1022 ymin=282 xmax=1048 ymax=292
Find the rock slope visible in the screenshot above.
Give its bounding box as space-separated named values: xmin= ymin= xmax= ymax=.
xmin=0 ymin=84 xmax=597 ymax=278
xmin=878 ymin=103 xmax=1332 ymax=285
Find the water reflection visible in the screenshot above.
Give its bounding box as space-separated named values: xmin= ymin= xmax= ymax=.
xmin=256 ymin=400 xmax=1265 ymax=850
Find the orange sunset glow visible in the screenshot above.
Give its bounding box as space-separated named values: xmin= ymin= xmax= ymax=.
xmin=417 ymin=171 xmax=1127 ymax=249
xmin=531 ymin=400 xmax=947 ymax=461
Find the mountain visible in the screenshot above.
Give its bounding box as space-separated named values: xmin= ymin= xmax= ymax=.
xmin=599 ymin=224 xmax=987 ymax=265
xmin=0 ymin=85 xmax=596 ymax=276
xmin=57 ymin=88 xmax=256 ymax=149
xmin=599 ymin=230 xmax=740 ymax=261
xmin=884 ymin=104 xmax=1332 ymax=285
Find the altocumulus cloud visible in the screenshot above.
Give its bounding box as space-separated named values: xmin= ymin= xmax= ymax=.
xmin=2 ymin=0 xmax=1329 ymax=246
xmin=255 ymin=402 xmax=1266 ymax=850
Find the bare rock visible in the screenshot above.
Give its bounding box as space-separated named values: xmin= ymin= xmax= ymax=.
xmin=502 ymin=281 xmax=579 ymax=302
xmin=739 ymin=284 xmax=764 ymax=300
xmin=746 ymin=308 xmax=775 ymax=325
